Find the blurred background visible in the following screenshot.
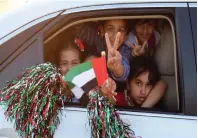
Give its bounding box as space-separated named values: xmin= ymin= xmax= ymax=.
xmin=0 ymin=0 xmax=27 ymax=14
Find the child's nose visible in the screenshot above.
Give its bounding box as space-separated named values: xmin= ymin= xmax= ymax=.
xmin=112 ymin=31 xmax=120 ymax=44
xmin=140 ymin=86 xmax=147 ymax=95
xmin=67 ymin=65 xmax=73 ymax=72
xmin=109 ymin=35 xmax=116 ymax=45
xmin=143 ymin=25 xmax=149 ymax=34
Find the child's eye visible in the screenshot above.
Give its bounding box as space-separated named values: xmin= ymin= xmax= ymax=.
xmin=72 ymin=61 xmax=79 ymax=66
xmin=119 ymin=28 xmax=126 ymax=33
xmin=147 ymin=83 xmax=152 ymax=87
xmin=60 ymin=61 xmax=68 ymax=66
xmin=135 ymin=81 xmax=142 ymax=86
xmin=148 ymin=23 xmax=154 ymax=28
xmin=107 ymin=27 xmax=113 ymax=32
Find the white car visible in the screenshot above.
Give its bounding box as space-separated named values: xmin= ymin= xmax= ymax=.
xmin=0 ymin=0 xmax=197 ymax=138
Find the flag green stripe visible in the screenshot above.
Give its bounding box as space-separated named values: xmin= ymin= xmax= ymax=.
xmin=64 ymin=61 xmax=92 ymax=82
xmin=67 ymin=82 xmax=75 ymax=89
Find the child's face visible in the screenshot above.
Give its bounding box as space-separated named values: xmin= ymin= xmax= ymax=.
xmin=128 ymin=71 xmax=153 ymax=105
xmin=104 ymin=19 xmax=127 ymax=49
xmin=135 ymin=20 xmax=155 ymax=44
xmin=59 ymin=48 xmax=80 ymax=76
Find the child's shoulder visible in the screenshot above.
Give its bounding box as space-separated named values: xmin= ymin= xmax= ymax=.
xmin=118 ymin=43 xmax=132 ymax=55
xmin=124 ymin=32 xmax=136 ymax=46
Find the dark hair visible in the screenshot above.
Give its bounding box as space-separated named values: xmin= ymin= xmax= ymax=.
xmin=129 ymin=19 xmax=157 ymax=31
xmin=75 ymin=22 xmax=105 ymax=57
xmin=135 ymin=19 xmax=156 ymax=24
xmin=102 ymin=19 xmax=129 ymax=34
xmin=128 ymin=56 xmax=160 ymax=85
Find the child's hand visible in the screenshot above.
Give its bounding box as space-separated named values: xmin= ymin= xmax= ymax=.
xmin=101 ymin=77 xmax=117 ymax=104
xmin=128 ymin=37 xmax=147 ymax=57
xmin=105 ymin=32 xmax=122 ymax=72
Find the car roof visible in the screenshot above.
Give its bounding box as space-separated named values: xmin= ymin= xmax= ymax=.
xmin=0 ymin=0 xmax=196 ymax=44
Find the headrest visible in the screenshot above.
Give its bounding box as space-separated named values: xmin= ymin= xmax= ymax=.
xmin=154 ymin=22 xmax=175 ymax=76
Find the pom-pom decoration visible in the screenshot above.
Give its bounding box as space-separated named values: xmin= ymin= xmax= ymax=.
xmin=0 ymin=63 xmax=68 ymax=138
xmin=87 ymin=88 xmax=138 ymax=138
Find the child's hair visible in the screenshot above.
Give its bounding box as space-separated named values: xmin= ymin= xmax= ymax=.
xmin=100 ymin=19 xmax=129 ymax=34
xmin=128 ymin=56 xmax=160 ymax=86
xmin=75 ymin=22 xmax=105 ymax=57
xmin=56 ymin=39 xmax=83 ymax=66
xmin=135 ymin=19 xmax=156 ymax=24
xmin=130 ymin=19 xmax=157 ymax=30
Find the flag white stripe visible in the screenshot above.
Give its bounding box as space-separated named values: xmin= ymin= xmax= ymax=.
xmin=71 ymin=86 xmax=84 ymax=99
xmin=72 ymin=68 xmax=96 ymax=87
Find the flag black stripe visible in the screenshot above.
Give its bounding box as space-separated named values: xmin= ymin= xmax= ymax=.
xmin=82 ymin=78 xmax=98 ymax=93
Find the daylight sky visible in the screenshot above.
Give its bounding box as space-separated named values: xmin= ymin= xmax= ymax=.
xmin=0 ymin=0 xmax=196 ymax=15
xmin=0 ymin=0 xmax=41 ymax=14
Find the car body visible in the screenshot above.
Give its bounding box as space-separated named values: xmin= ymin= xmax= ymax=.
xmin=0 ymin=0 xmax=197 ymax=138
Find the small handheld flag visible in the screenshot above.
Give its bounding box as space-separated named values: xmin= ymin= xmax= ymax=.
xmin=64 ymin=55 xmax=108 ymax=99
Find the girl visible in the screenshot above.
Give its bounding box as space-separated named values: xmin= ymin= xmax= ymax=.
xmin=116 ymin=56 xmax=162 ymax=108
xmin=58 ymin=40 xmax=82 ymax=103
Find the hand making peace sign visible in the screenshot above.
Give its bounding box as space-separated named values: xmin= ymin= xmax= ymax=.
xmin=105 ymin=32 xmax=122 ymax=72
xmin=128 ymin=36 xmax=147 ymax=57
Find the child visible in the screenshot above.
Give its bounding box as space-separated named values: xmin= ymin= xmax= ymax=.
xmin=102 ymin=19 xmax=166 ymax=108
xmin=102 ymin=19 xmax=131 ymax=83
xmin=125 ymin=19 xmax=160 ymax=57
xmin=58 ymin=40 xmax=82 ymax=103
xmin=116 ymin=56 xmax=162 ymax=107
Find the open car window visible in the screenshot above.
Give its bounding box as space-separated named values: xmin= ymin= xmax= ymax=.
xmin=43 ymin=15 xmax=179 ymax=113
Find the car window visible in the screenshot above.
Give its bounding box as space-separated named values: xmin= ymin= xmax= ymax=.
xmin=44 ymin=15 xmax=179 ymax=113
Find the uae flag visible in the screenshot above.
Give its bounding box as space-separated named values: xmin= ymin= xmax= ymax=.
xmin=64 ymin=56 xmax=108 ymax=99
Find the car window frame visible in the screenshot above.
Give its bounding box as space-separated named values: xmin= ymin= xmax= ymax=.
xmin=175 ymin=5 xmax=197 ymax=116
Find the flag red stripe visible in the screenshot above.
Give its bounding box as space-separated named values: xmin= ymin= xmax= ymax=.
xmin=91 ymin=56 xmax=108 ymax=86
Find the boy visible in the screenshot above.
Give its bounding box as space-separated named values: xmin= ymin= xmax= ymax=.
xmin=102 ymin=19 xmax=131 ymax=83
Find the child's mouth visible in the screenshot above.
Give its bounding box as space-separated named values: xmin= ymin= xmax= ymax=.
xmin=138 ymin=97 xmax=145 ymax=102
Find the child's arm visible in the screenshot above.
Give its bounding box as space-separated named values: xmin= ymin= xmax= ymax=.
xmin=141 ymin=80 xmax=167 ymax=108
xmin=105 ymin=33 xmax=130 ymax=81
xmin=110 ymin=47 xmax=130 ymax=81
